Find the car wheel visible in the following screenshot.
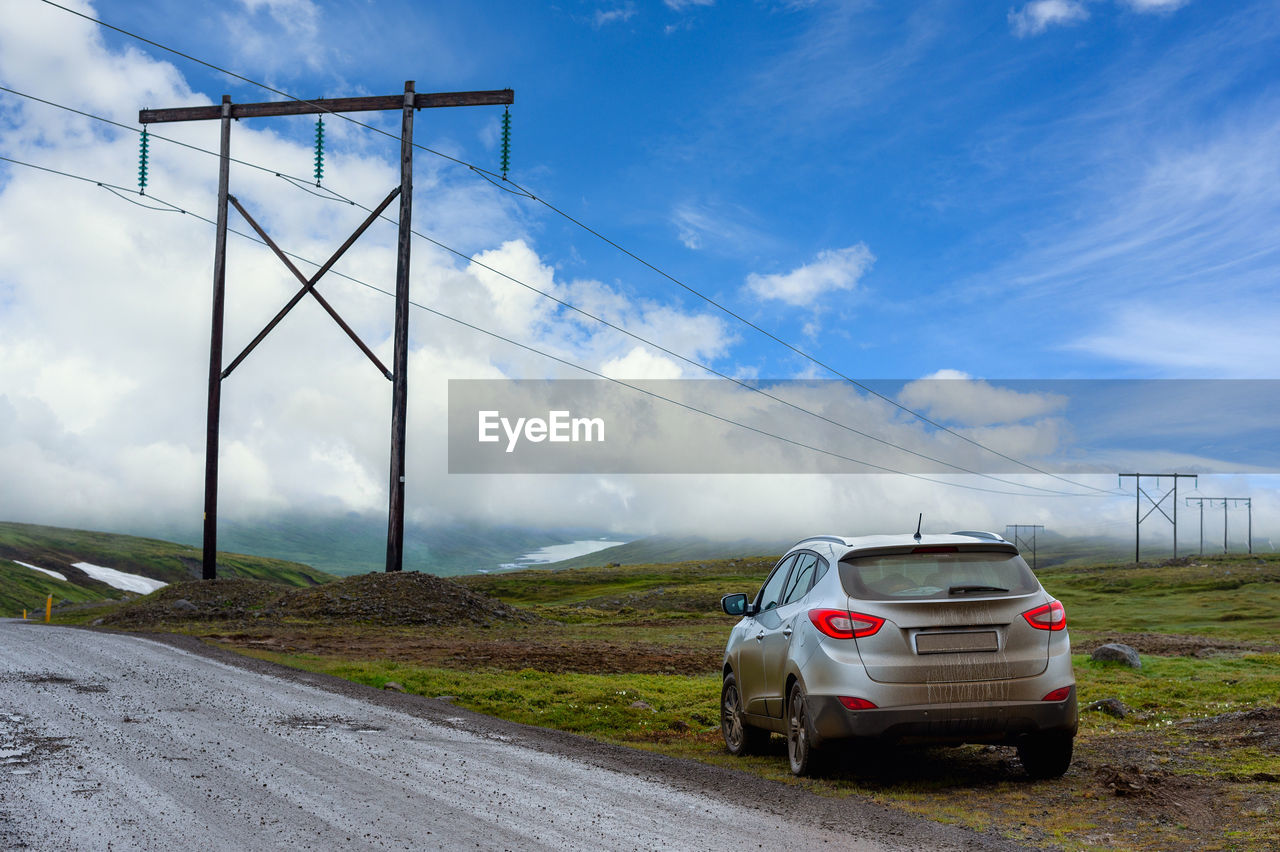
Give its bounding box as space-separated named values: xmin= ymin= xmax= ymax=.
xmin=721 ymin=673 xmax=766 ymax=756
xmin=787 ymin=682 xmax=820 ymax=776
xmin=1018 ymin=733 xmax=1074 ymax=779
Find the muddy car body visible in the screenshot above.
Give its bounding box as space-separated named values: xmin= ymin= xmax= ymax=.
xmin=719 ymin=531 xmax=1077 ymax=776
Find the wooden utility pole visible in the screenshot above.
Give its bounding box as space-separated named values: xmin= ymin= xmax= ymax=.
xmin=203 ymin=95 xmax=232 ymax=580
xmin=142 ymin=84 xmax=513 ymax=578
xmin=386 ymin=84 xmax=415 ymax=576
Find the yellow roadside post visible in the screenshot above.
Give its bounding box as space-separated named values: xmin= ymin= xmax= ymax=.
xmin=22 ymin=609 xmax=27 ymax=620
xmin=45 ymin=595 xmax=52 ymax=623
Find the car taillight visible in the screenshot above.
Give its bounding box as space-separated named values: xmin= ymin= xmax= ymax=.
xmin=1023 ymin=600 xmax=1066 ymax=631
xmin=1041 ymin=687 xmax=1072 ymax=702
xmin=808 ymin=608 xmax=884 ymax=639
xmin=838 ymin=696 xmax=878 ymax=710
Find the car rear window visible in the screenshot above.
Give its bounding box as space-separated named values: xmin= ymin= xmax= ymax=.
xmin=838 ymin=550 xmax=1038 ymax=601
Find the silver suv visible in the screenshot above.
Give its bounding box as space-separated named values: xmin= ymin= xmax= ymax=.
xmin=719 ymin=531 xmax=1077 ymax=777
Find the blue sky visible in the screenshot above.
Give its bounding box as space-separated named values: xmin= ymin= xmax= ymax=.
xmin=2 ymin=0 xmax=1278 ymax=547
xmin=68 ymin=0 xmax=1280 ymax=380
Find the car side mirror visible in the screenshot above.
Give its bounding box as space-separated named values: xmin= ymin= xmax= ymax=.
xmin=722 ymin=593 xmax=749 ymax=616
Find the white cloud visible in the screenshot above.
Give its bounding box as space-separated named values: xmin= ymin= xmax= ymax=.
xmin=1008 ymin=0 xmax=1089 ymax=37
xmin=225 ymin=0 xmax=325 ymax=74
xmin=967 ymin=106 xmax=1280 ymax=372
xmin=465 ymin=240 xmax=561 ymax=336
xmin=898 ymin=370 xmax=1069 ymax=427
xmin=1066 ymin=308 xmax=1280 ymax=376
xmin=671 ymin=201 xmax=770 ymax=253
xmin=599 ymin=346 xmax=686 ymax=380
xmin=665 ymin=0 xmax=715 ymax=9
xmin=1121 ymin=0 xmax=1190 ymax=11
xmin=745 ymin=243 xmax=874 ymax=307
xmin=594 ymin=5 xmax=637 ymax=27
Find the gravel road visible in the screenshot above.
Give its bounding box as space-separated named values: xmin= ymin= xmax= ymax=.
xmin=0 ymin=620 xmax=1024 ymax=851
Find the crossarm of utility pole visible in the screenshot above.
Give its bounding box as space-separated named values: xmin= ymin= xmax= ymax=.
xmin=140 ymin=90 xmax=514 ymax=124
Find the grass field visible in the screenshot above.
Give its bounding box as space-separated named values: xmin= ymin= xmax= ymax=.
xmin=55 ymin=549 xmax=1280 ymax=850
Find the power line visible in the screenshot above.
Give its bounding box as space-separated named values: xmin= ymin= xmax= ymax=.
xmin=0 ymin=85 xmax=1110 ymax=498
xmin=32 ymin=0 xmax=1119 ymax=496
xmin=0 ymin=151 xmax=1117 ymax=499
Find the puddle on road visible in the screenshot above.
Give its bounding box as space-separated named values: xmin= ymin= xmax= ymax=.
xmin=280 ymin=715 xmax=384 ymax=734
xmin=18 ymin=674 xmax=75 ymax=685
xmin=4 ymin=673 xmax=109 ymax=694
xmin=72 ymin=683 xmax=109 ymax=694
xmin=3 ymin=709 xmax=75 ymax=777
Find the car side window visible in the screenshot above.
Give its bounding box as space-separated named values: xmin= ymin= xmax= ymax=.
xmin=755 ymin=555 xmax=796 ymax=612
xmin=812 ymin=555 xmax=829 ymax=587
xmin=781 ymin=552 xmax=818 ymax=605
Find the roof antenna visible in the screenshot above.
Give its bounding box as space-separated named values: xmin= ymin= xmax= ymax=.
xmin=914 ymin=513 xmax=923 ymax=542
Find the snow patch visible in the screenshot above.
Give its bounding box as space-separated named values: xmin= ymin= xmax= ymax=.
xmin=13 ymin=560 xmax=67 ymax=582
xmin=72 ymin=562 xmax=167 ymax=594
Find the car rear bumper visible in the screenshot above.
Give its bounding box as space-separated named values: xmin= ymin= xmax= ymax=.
xmin=807 ymin=686 xmax=1078 ymax=745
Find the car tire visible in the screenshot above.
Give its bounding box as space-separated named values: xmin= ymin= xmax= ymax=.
xmin=721 ymin=673 xmax=766 ymax=756
xmin=1018 ymin=733 xmax=1074 ymax=779
xmin=787 ymin=682 xmax=821 ymax=776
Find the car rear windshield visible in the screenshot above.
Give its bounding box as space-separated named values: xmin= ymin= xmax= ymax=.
xmin=838 ymin=550 xmax=1039 ymax=601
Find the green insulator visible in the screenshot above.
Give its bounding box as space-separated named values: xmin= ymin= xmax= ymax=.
xmin=314 ymin=116 xmax=325 ymax=186
xmin=138 ymin=127 xmax=149 ymax=195
xmin=500 ymin=106 xmax=511 ymax=179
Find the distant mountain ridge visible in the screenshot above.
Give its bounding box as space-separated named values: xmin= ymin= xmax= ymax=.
xmin=538 ymin=530 xmax=1135 ymax=572
xmin=0 ymin=521 xmax=334 ymax=616
xmin=128 ymin=513 xmax=624 ymax=577
xmin=539 ymin=535 xmax=796 ymax=570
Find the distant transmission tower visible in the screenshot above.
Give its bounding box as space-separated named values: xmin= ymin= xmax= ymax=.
xmin=1185 ymin=497 xmax=1252 ymax=555
xmin=1005 ymin=524 xmax=1045 ymax=569
xmin=1118 ymin=474 xmax=1197 ymax=562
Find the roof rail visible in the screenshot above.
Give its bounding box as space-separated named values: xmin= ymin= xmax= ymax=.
xmin=791 ymin=535 xmax=848 ymax=548
xmin=950 ymin=530 xmax=1007 ymax=542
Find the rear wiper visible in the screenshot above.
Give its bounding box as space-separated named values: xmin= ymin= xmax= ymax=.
xmin=948 ymin=584 xmax=1009 ymax=595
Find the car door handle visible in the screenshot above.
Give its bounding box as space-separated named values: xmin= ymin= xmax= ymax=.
xmin=782 ymin=627 xmax=793 ymax=638
xmin=755 ymin=631 xmax=765 ymax=642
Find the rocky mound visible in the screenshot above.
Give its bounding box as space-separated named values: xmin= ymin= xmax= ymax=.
xmin=100 ymin=578 xmax=288 ymax=627
xmin=275 ymin=571 xmax=540 ymax=626
xmin=99 ymin=572 xmax=538 ymax=628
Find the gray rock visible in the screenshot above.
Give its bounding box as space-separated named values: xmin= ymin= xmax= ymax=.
xmin=1091 ymin=643 xmax=1142 ymax=668
xmin=170 ymin=599 xmax=198 ymax=613
xmin=382 ymin=681 xmax=406 ymax=692
xmin=1084 ymin=698 xmax=1132 ymax=718
xmin=629 ymin=700 xmax=654 ymax=711
xmin=90 ymin=618 xmax=105 ymax=627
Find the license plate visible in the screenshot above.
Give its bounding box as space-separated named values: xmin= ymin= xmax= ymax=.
xmin=915 ymin=631 xmax=999 ymax=654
